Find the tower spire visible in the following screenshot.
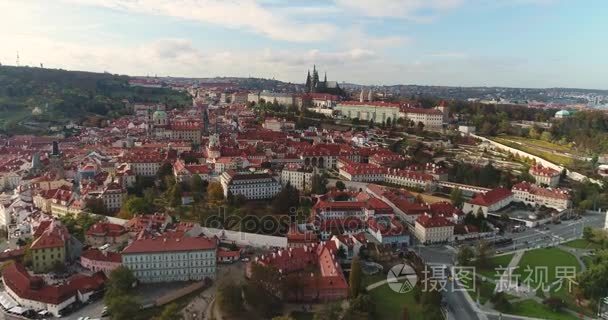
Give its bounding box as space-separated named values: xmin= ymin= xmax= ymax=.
xmin=305 ymin=70 xmax=312 ymax=93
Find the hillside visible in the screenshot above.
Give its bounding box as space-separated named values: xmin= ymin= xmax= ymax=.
xmin=0 ymin=66 xmax=191 ymax=135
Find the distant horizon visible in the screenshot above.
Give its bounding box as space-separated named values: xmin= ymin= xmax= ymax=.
xmin=3 ymin=63 xmax=607 ymax=92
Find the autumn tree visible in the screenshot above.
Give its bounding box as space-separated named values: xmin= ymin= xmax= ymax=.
xmin=349 ymin=256 xmax=362 ymax=299
xmin=207 ymin=182 xmax=225 ymax=201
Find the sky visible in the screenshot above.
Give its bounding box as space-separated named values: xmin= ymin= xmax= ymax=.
xmin=1 ymin=0 xmax=607 ymax=89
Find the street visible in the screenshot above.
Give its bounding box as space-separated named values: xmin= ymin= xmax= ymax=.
xmin=503 ymin=212 xmax=604 ymax=251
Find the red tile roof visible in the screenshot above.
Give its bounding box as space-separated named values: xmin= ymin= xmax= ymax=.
xmin=86 ymin=222 xmax=126 ymax=238
xmin=2 ymin=263 xmax=105 ymax=305
xmin=529 ymin=164 xmax=560 ymax=177
xmin=81 ymin=248 xmax=122 ymax=263
xmin=416 ymin=214 xmax=455 ymax=228
xmin=469 ymin=188 xmax=513 ymax=207
xmin=512 ymin=182 xmax=571 ymax=200
xmin=122 ymin=235 xmax=215 ymax=254
xmin=30 ymin=221 xmax=70 ymax=250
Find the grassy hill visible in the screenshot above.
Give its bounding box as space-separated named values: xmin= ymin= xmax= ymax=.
xmin=0 ymin=66 xmax=191 ymax=134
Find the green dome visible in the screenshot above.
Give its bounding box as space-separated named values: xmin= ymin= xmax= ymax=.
xmin=152 ymin=110 xmax=167 ymax=120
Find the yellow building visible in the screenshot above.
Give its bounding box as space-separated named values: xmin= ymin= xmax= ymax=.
xmin=30 ymin=221 xmax=69 ymax=273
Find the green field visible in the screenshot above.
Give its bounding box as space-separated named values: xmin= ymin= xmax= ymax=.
xmin=492 ymin=136 xmax=575 ymax=166
xmin=563 ymin=239 xmax=602 ymax=250
xmin=517 ymin=248 xmax=580 ymax=294
xmin=368 ymin=284 xmax=424 ymax=320
xmin=509 ymin=299 xmax=579 ymax=320
xmin=362 ymin=272 xmax=387 ymax=288
xmin=477 ymin=254 xmax=515 ymax=280
xmin=498 ymin=136 xmax=576 ymax=154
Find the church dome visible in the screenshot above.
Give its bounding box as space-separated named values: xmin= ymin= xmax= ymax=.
xmin=555 ymin=110 xmax=571 ymax=117
xmin=152 ymin=110 xmax=167 ymax=121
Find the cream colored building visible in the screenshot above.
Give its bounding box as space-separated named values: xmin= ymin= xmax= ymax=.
xmin=220 ymin=171 xmax=281 ymax=200
xmin=414 ymin=214 xmax=454 ymax=244
xmin=512 ymin=182 xmax=571 ymax=210
xmin=122 ymin=235 xmax=217 ymax=283
xmin=280 ymin=164 xmax=313 ymax=191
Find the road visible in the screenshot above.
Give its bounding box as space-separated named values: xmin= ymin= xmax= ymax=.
xmin=502 ymin=212 xmax=604 ymax=252
xmin=413 ymin=245 xmax=483 ymax=320
xmin=444 ymin=276 xmax=484 ymax=320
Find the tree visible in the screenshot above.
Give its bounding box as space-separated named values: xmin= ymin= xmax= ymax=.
xmin=311 ymin=174 xmax=328 ymax=195
xmin=120 ymin=196 xmax=151 ymax=219
xmin=457 ymin=245 xmax=474 ymax=266
xmin=282 ymin=273 xmax=306 ymax=302
xmin=416 ymin=121 xmax=425 ymax=134
xmin=336 ymin=180 xmax=346 ymax=191
xmin=85 ymin=197 xmax=106 ymax=215
xmin=350 ymin=293 xmax=375 ymax=313
xmin=349 ymin=256 xmax=362 ymax=299
xmin=480 ymin=121 xmax=495 ymax=136
xmin=154 ymin=303 xmax=183 ymax=320
xmin=207 ymin=182 xmax=224 ymax=201
xmin=191 ymin=175 xmax=205 ymax=193
xmin=169 ymin=182 xmax=182 ymax=207
xmin=475 ymin=240 xmax=493 ymax=268
xmin=540 ymin=131 xmax=553 ymax=142
xmin=313 ymin=303 xmax=341 ymax=320
xmin=450 ymin=188 xmax=464 ymax=208
xmin=105 ymin=266 xmax=136 ymax=297
xmin=106 ymin=295 xmax=141 ymax=320
xmin=272 ymin=183 xmax=300 ymax=214
xmin=243 ymin=281 xmax=283 ymax=318
xmin=491 ymin=292 xmax=512 ymax=313
xmin=217 ymin=282 xmax=243 ymax=316
xmin=543 ymin=297 xmax=565 ymax=312
xmin=583 ymin=226 xmax=594 ymax=242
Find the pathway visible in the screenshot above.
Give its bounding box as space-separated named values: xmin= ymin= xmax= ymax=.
xmin=558 ymin=245 xmax=592 ymax=272
xmin=365 ymin=275 xmax=410 ymax=291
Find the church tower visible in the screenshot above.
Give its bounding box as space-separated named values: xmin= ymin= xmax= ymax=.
xmin=359 ymin=89 xmax=365 ymax=102
xmin=312 ymin=65 xmax=319 ymax=92
xmin=368 ymin=89 xmax=373 ymax=102
xmin=305 ymin=70 xmax=312 ymax=93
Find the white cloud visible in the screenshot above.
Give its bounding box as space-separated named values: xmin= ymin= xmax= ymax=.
xmin=65 ymin=0 xmax=336 ymax=42
xmin=334 ymin=0 xmax=463 ymax=20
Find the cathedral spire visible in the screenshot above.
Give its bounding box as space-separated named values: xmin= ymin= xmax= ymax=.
xmin=305 ymin=70 xmax=311 ymax=93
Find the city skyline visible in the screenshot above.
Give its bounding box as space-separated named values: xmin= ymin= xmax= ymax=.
xmin=1 ymin=0 xmax=607 ymax=89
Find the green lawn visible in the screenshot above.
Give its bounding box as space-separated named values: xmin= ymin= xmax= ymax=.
xmin=509 ymin=299 xmax=579 ymax=320
xmin=517 ymin=248 xmax=580 ymax=295
xmin=362 ymin=272 xmax=387 ymax=288
xmin=477 ymin=254 xmax=515 ymax=280
xmin=368 ymin=284 xmax=424 ymax=320
xmin=474 ymin=278 xmax=497 ymax=305
xmin=498 ymin=136 xmax=575 ymax=154
xmin=563 ymin=239 xmax=602 ymax=250
xmin=492 ymin=137 xmax=574 ymax=166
